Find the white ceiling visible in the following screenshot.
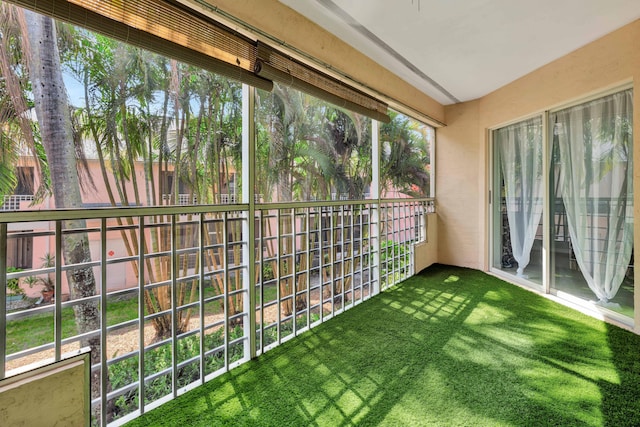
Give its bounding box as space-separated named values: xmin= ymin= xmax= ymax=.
xmin=279 ymin=0 xmax=640 ymax=105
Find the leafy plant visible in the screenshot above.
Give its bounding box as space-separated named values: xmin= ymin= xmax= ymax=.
xmin=380 ymin=240 xmax=410 ymax=274
xmin=6 ymin=267 xmax=24 ymax=296
xmin=262 ymin=263 xmax=275 ymax=281
xmin=108 ymin=312 xmax=321 ymax=421
xmin=107 ymin=325 xmax=246 ymax=421
xmin=26 ymin=253 xmax=55 ymax=294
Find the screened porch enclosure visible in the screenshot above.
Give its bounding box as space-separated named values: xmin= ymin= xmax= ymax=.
xmin=3 ymin=0 xmax=639 ymax=426
xmin=0 ymin=2 xmax=436 ymax=425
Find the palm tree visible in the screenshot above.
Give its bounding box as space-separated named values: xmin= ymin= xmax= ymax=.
xmin=255 ymin=84 xmax=376 ymax=314
xmin=380 ymin=111 xmax=431 ymax=197
xmin=0 ymin=3 xmax=48 ymax=202
xmin=21 ymin=6 xmax=102 ymax=404
xmin=66 ymin=34 xmax=246 ymax=338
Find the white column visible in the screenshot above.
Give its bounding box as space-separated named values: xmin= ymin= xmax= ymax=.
xmin=242 ymin=84 xmax=256 ymax=359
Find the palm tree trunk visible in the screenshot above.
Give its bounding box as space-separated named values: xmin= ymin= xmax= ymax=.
xmin=22 ymin=7 xmax=102 ymax=409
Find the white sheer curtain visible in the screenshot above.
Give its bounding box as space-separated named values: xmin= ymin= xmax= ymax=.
xmin=497 ymin=117 xmax=543 ymax=277
xmin=553 ymin=90 xmax=633 ymax=304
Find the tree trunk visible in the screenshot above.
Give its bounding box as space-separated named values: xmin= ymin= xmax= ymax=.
xmin=22 ymin=8 xmax=103 ymax=415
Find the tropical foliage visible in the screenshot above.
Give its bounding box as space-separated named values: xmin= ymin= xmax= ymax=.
xmin=381 ymin=110 xmax=432 ymax=197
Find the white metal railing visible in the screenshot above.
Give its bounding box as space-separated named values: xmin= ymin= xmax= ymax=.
xmin=160 ymin=194 xmax=264 ymax=205
xmin=161 ymin=194 xmax=198 ymax=205
xmin=0 ymin=198 xmax=433 ymax=426
xmin=1 ymin=195 xmax=34 ymax=211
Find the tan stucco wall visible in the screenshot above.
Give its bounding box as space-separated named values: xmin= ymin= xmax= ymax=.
xmin=414 ymin=213 xmax=439 ymax=272
xmin=436 ymin=100 xmax=483 ymax=267
xmin=203 ymin=0 xmax=444 ymax=125
xmin=437 ymin=19 xmax=640 ymax=298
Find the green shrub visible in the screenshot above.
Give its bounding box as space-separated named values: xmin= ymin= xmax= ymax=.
xmin=108 ymin=312 xmax=321 ymax=421
xmin=380 ymin=240 xmax=410 ymax=274
xmin=108 ymin=326 xmax=244 ymax=420
xmin=6 ymin=267 xmax=24 ymax=295
xmin=262 ymin=263 xmax=275 ymax=281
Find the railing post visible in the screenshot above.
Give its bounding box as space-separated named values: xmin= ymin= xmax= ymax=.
xmin=100 ymin=218 xmax=108 ymax=426
xmin=198 ymin=213 xmax=206 ymax=385
xmin=371 ymin=120 xmax=381 ymax=295
xmin=291 ymin=208 xmax=297 ymax=335
xmin=258 ymin=210 xmax=265 ymax=354
xmin=305 ymin=207 xmax=311 ymax=328
xmin=329 ymin=206 xmax=335 ymax=314
xmin=138 ymin=216 xmax=147 ymax=415
xmin=0 ymin=223 xmax=7 ymax=380
xmin=339 ymin=205 xmax=345 ymax=310
xmin=54 ymin=221 xmax=62 ymax=362
xmin=222 ymin=212 xmax=229 ymax=368
xmin=170 ymin=214 xmax=178 ymax=397
xmin=275 ymin=209 xmax=282 ymax=343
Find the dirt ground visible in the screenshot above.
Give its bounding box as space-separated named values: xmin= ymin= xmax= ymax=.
xmin=6 ymin=278 xmax=368 ymax=374
xmin=6 ymin=294 xmax=356 ymax=373
xmin=6 ymin=302 xmax=282 ymax=372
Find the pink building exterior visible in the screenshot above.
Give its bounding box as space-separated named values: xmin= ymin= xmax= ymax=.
xmin=7 ymin=157 xmax=177 ymax=298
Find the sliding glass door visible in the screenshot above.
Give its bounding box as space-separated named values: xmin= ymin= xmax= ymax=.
xmin=550 ymin=89 xmax=634 ymax=316
xmin=491 ymin=88 xmax=634 ymax=318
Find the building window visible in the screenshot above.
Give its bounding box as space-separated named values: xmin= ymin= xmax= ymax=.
xmin=7 ymin=233 xmax=33 ymax=269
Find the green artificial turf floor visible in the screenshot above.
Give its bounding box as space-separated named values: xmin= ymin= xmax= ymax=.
xmin=126 ymin=264 xmax=640 ymax=426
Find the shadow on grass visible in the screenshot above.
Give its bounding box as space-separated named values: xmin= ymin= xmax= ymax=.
xmin=125 ymin=264 xmax=640 ymax=426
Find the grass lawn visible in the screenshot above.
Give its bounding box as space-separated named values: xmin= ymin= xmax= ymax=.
xmin=125 ymin=264 xmax=640 ymax=427
xmin=6 ymin=296 xmax=140 ymax=354
xmin=6 ymin=283 xmax=279 ymax=356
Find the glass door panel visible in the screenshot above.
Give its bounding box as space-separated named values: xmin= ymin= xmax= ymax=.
xmin=492 ymin=117 xmax=544 ymax=286
xmin=550 ymin=89 xmax=634 ymax=318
